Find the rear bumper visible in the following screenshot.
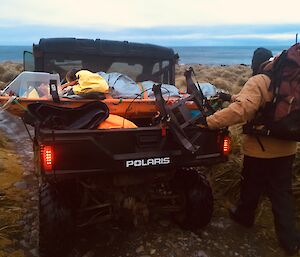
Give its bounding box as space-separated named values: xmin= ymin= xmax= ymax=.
xmin=42 ymin=154 xmax=227 ymax=178
xmin=37 ymin=127 xmax=229 ymax=178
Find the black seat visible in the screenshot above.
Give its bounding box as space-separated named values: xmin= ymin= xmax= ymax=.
xmin=23 ymin=101 xmax=109 ymax=130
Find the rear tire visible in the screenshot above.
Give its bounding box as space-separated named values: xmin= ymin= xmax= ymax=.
xmin=172 ymin=169 xmax=213 ymax=229
xmin=39 ymin=182 xmax=74 ymax=257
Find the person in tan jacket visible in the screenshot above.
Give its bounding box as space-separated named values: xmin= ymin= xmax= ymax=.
xmin=207 ymin=48 xmax=300 ymax=255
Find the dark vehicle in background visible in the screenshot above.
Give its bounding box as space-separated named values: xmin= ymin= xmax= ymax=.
xmin=24 ymin=38 xmax=176 ymax=84
xmin=23 ymin=38 xmax=230 ymax=257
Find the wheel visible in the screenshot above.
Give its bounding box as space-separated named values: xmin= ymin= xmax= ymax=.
xmin=185 ymin=173 xmax=213 ymax=228
xmin=39 ymin=182 xmax=74 ymax=257
xmin=171 ymin=169 xmax=213 ymax=229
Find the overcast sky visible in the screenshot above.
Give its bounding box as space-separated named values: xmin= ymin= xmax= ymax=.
xmin=0 ymin=0 xmax=299 ymax=45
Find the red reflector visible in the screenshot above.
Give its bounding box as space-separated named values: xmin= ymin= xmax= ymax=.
xmin=42 ymin=145 xmax=53 ymax=172
xmin=223 ymin=136 xmax=231 ymax=155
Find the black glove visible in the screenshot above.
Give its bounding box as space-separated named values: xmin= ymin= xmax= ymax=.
xmin=217 ymin=92 xmax=232 ymax=102
xmin=197 ymin=115 xmax=207 ymax=128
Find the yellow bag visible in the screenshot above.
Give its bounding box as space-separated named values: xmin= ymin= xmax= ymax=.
xmin=98 ymin=114 xmax=137 ymax=129
xmin=72 ymin=70 xmax=109 ymax=95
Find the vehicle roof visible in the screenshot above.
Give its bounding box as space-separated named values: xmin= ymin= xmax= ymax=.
xmin=35 ymin=38 xmax=175 ymax=59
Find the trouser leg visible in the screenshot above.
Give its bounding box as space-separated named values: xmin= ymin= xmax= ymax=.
xmin=266 ymin=155 xmax=299 ymax=252
xmin=233 ymin=155 xmax=267 ymax=226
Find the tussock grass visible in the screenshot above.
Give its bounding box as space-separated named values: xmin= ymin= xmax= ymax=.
xmin=0 ymin=146 xmax=24 ymax=249
xmin=0 ymin=62 xmax=23 ymax=89
xmin=175 ymin=64 xmax=252 ymax=94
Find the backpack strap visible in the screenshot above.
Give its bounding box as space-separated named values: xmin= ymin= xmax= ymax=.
xmin=242 ymin=55 xmax=285 ymax=148
xmin=258 ymin=50 xmax=288 ymax=123
xmin=269 ymin=51 xmax=287 ymax=105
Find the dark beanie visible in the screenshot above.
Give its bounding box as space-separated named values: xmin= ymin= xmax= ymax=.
xmin=251 ymin=47 xmax=273 ymax=75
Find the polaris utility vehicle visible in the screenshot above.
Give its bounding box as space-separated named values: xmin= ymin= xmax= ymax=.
xmin=14 ymin=38 xmax=231 ymax=257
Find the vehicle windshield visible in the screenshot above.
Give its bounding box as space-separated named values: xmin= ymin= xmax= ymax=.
xmin=43 ymin=54 xmax=173 ymax=84
xmin=2 ymin=71 xmax=60 ymax=98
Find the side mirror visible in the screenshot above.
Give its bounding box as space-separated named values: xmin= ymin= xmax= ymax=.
xmin=23 ymin=51 xmax=34 ymax=71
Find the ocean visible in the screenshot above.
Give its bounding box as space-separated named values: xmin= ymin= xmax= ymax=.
xmin=0 ymin=45 xmax=288 ymax=65
xmin=0 ymin=46 xmax=32 ymax=63
xmin=172 ymin=46 xmax=288 ymax=65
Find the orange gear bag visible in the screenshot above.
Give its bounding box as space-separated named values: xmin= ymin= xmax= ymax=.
xmin=98 ymin=114 xmax=137 ymax=129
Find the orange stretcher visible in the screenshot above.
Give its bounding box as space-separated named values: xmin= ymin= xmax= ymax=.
xmin=0 ymin=71 xmax=217 ymax=121
xmin=0 ymin=95 xmax=198 ymax=119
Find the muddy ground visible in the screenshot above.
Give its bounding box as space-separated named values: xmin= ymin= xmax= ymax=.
xmin=0 ymin=111 xmax=298 ymax=257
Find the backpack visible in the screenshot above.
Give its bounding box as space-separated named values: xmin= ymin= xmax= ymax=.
xmin=243 ymin=43 xmax=300 ymax=142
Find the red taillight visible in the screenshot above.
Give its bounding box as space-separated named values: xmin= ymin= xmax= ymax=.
xmin=41 ymin=145 xmax=53 ymax=172
xmin=223 ymin=136 xmax=231 ymax=155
